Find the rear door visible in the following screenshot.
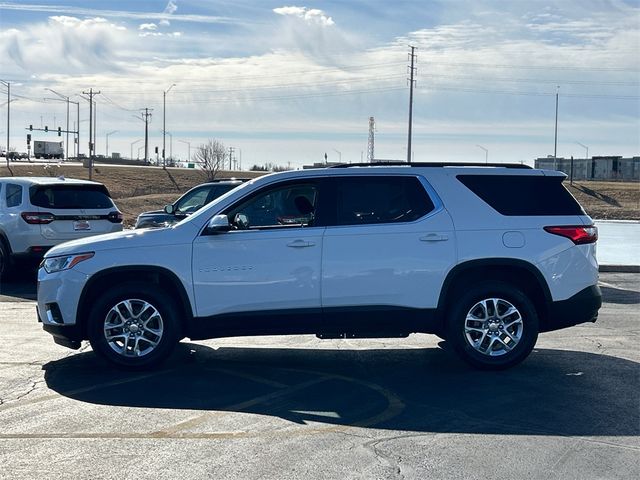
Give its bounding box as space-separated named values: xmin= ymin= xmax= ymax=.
xmin=321 ymin=175 xmax=456 ymax=334
xmin=29 ymin=184 xmax=121 ymax=240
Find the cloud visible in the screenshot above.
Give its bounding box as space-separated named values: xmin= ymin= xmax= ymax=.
xmin=159 ymin=0 xmax=178 ymax=26
xmin=0 ymin=2 xmax=239 ymax=26
xmin=273 ymin=6 xmax=335 ymax=26
xmin=139 ymin=23 xmax=157 ymax=31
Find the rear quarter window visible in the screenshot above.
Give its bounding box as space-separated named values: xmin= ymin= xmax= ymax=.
xmin=457 ymin=175 xmax=585 ymax=216
xmin=29 ymin=185 xmax=114 ymax=209
xmin=6 ymin=184 xmax=23 ymax=208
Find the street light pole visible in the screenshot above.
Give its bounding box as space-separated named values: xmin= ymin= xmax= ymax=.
xmin=163 ymin=84 xmax=176 ymax=169
xmin=554 ymin=85 xmax=559 ymax=169
xmin=1 ymin=80 xmax=9 ymax=168
xmin=130 ymin=139 xmax=142 ymax=160
xmin=106 ymin=130 xmax=118 ymax=157
xmin=178 ymin=139 xmax=191 ymax=163
xmin=576 ymin=141 xmax=589 ymax=160
xmin=476 ymin=144 xmax=488 ymax=164
xmin=333 ymin=148 xmax=342 ymax=163
xmin=45 ymin=88 xmax=75 ymax=161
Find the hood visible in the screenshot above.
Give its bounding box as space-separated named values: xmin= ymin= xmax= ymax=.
xmin=139 ymin=209 xmax=166 ymax=217
xmin=45 ymin=222 xmax=199 ymax=257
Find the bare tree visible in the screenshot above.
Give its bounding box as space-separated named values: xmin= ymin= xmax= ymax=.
xmin=193 ymin=139 xmax=226 ymax=181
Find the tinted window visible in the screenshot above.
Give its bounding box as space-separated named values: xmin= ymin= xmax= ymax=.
xmin=226 ymin=183 xmax=318 ymax=229
xmin=29 ymin=185 xmax=114 ymax=209
xmin=457 ymin=175 xmax=585 ymax=216
xmin=333 ymin=176 xmax=434 ymax=226
xmin=6 ymin=184 xmax=22 ymax=208
xmin=175 ymin=187 xmax=210 ymax=214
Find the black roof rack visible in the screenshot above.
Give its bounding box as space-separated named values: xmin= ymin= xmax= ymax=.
xmin=329 ymin=162 xmax=532 ymax=169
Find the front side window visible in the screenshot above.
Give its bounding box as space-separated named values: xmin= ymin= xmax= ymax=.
xmin=6 ymin=184 xmax=23 ymax=208
xmin=175 ymin=187 xmax=210 ymax=214
xmin=333 ymin=176 xmax=434 ymax=226
xmin=225 ymin=183 xmax=318 ymax=229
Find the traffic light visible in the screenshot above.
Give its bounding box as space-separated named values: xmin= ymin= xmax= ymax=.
xmin=155 ymin=146 xmax=158 ymax=154
xmin=45 ymin=126 xmax=48 ymax=132
xmin=58 ymin=127 xmax=61 ymax=136
xmin=27 ymin=134 xmax=31 ymax=144
xmin=29 ymin=125 xmax=33 ymax=131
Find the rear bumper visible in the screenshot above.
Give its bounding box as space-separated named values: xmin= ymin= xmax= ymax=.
xmin=542 ymin=284 xmax=602 ymax=332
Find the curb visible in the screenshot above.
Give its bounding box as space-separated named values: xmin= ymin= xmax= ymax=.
xmin=599 ymin=265 xmax=640 ymax=273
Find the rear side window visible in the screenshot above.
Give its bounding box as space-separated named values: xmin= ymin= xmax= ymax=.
xmin=6 ymin=184 xmax=22 ymax=208
xmin=457 ymin=175 xmax=585 ymax=216
xmin=29 ymin=185 xmax=114 ymax=209
xmin=333 ymin=176 xmax=434 ymax=226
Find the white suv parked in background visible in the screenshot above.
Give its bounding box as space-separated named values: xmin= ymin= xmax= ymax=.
xmin=0 ymin=177 xmax=123 ymax=278
xmin=37 ymin=163 xmax=601 ymax=370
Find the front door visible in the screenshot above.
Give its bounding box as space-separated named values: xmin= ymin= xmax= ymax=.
xmin=192 ymin=180 xmax=324 ymax=335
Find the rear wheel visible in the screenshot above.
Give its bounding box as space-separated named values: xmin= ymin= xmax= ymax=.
xmin=446 ymin=282 xmax=539 ymax=370
xmin=88 ymin=283 xmax=181 ymax=369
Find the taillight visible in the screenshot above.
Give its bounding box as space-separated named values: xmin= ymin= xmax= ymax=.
xmin=544 ymin=225 xmax=598 ymax=245
xmin=107 ymin=211 xmax=123 ymax=223
xmin=21 ymin=212 xmax=55 ymax=224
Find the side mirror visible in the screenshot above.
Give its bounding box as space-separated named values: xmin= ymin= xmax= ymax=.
xmin=164 ymin=204 xmax=175 ymax=215
xmin=206 ymin=214 xmax=231 ymax=234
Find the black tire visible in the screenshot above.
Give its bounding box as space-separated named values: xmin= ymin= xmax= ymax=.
xmin=0 ymin=241 xmax=11 ymax=281
xmin=88 ymin=282 xmax=181 ymax=369
xmin=446 ymin=281 xmax=539 ymax=370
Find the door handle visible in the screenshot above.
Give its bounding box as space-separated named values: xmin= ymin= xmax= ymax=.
xmin=287 ymin=240 xmax=315 ymax=248
xmin=420 ymin=234 xmax=448 ymax=242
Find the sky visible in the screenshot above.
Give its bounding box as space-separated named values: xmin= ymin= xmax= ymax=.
xmin=0 ymin=0 xmax=638 ymax=168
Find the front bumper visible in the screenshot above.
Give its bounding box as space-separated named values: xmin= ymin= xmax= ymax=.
xmin=542 ymin=284 xmax=602 ymax=332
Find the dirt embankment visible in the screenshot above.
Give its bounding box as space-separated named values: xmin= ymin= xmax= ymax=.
xmin=1 ymin=164 xmax=638 ymax=224
xmin=566 ymin=181 xmax=639 ymax=221
xmin=0 ymin=163 xmax=264 ymax=226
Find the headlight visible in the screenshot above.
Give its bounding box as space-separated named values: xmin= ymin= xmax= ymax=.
xmin=42 ymin=253 xmax=94 ymax=273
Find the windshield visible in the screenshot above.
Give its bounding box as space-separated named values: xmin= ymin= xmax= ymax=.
xmin=174 ymin=186 xmax=210 ymax=214
xmin=172 ymin=179 xmax=255 ymax=227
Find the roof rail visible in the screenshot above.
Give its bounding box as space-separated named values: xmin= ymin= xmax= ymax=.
xmin=329 ymin=162 xmax=532 ymax=169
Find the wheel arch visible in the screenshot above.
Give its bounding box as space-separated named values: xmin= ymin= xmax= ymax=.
xmin=77 ymin=266 xmax=194 ymax=340
xmin=437 ymin=258 xmax=552 ymax=330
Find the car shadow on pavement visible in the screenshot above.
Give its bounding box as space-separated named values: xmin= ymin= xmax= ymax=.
xmin=599 ymin=285 xmax=640 ymax=305
xmin=43 ymin=343 xmax=639 ymax=437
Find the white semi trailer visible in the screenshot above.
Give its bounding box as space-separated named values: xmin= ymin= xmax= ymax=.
xmin=33 ymin=140 xmax=64 ymax=159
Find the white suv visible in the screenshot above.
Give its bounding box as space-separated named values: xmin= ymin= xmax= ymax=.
xmin=0 ymin=177 xmax=123 ymax=277
xmin=36 ymin=163 xmax=601 ymax=370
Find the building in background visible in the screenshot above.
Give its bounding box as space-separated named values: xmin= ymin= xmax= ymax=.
xmin=535 ymin=156 xmax=640 ymax=181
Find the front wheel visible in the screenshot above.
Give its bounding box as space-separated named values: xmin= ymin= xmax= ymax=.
xmin=88 ymin=283 xmax=181 ymax=369
xmin=446 ymin=282 xmax=539 ymax=370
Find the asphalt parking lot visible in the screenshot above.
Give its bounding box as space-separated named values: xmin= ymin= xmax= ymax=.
xmin=0 ymin=272 xmax=638 ymax=480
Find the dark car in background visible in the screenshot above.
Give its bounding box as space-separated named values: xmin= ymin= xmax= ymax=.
xmin=134 ymin=178 xmax=249 ymax=229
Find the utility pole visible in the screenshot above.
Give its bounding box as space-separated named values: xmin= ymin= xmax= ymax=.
xmin=140 ymin=108 xmax=153 ymax=162
xmin=1 ymin=80 xmax=9 ymax=167
xmin=228 ymin=146 xmax=235 ymax=170
xmin=163 ymin=84 xmax=176 ymax=168
xmin=407 ymin=45 xmax=417 ymax=164
xmin=82 ymin=88 xmax=100 ymax=179
xmin=553 ymin=85 xmax=559 ymax=169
